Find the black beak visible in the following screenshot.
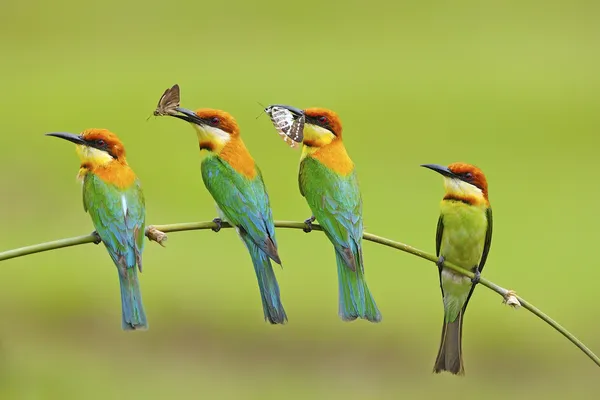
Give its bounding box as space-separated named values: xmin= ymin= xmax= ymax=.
xmin=266 ymin=104 xmax=304 ymax=119
xmin=172 ymin=107 xmax=207 ymax=125
xmin=421 ymin=164 xmax=457 ymax=179
xmin=45 ymin=132 xmax=86 ymax=145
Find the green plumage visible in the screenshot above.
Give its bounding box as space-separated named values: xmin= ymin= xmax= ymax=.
xmin=434 ymin=200 xmax=492 ymax=374
xmin=299 ymin=156 xmax=380 ymax=322
xmin=83 ymin=173 xmax=147 ymax=330
xmin=201 ymin=154 xmax=286 ymax=324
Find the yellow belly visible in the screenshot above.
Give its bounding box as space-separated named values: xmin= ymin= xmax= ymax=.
xmin=439 ymin=200 xmax=488 ymax=271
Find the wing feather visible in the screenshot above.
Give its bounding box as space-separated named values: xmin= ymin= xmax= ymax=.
xmin=82 ymin=174 xmax=145 ymax=272
xmin=478 ymin=207 xmax=493 ymax=273
xmin=202 ymin=156 xmax=279 ymax=263
xmin=299 ymin=157 xmax=362 ymax=271
xmin=435 ymin=215 xmax=444 ymax=258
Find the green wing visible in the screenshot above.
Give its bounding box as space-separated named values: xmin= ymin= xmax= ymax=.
xmin=460 ymin=207 xmax=492 ymax=315
xmin=201 ymin=155 xmax=279 ymax=262
xmin=477 ymin=207 xmax=493 ymax=273
xmin=435 ymin=215 xmax=445 ymax=296
xmin=83 ymin=173 xmax=146 ymax=272
xmin=299 ymin=156 xmax=363 ymax=271
xmin=435 ymin=215 xmax=444 ymax=258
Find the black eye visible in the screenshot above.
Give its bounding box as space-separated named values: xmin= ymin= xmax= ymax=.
xmin=318 ymin=116 xmax=327 ymax=124
xmin=96 ymin=139 xmax=105 ymax=147
xmin=210 ymin=117 xmax=220 ymax=126
xmin=464 ymin=172 xmax=473 ymax=180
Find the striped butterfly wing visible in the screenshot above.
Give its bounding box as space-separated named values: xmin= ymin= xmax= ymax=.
xmin=265 ymin=106 xmax=305 ymax=148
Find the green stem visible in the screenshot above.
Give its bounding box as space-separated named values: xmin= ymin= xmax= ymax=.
xmin=0 ymin=220 xmax=597 ymax=368
xmin=0 ymin=234 xmax=99 ymax=261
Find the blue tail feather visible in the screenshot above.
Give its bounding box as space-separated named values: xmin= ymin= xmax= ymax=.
xmin=118 ymin=267 xmax=148 ymax=330
xmin=336 ymin=251 xmax=381 ymax=323
xmin=242 ymin=236 xmax=287 ymax=324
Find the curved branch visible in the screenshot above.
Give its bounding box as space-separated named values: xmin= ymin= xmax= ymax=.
xmin=0 ymin=220 xmax=598 ymax=368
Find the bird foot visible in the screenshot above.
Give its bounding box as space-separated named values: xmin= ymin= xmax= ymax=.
xmin=303 ymin=216 xmax=316 ymax=233
xmin=91 ymin=231 xmax=102 ymax=245
xmin=471 ymin=269 xmax=481 ymax=285
xmin=212 ymin=218 xmax=222 ymax=233
xmin=436 ymin=256 xmax=445 ymax=271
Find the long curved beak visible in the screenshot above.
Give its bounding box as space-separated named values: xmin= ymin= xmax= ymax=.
xmin=420 ymin=164 xmax=456 ymax=178
xmin=266 ymin=104 xmax=304 ymax=118
xmin=172 ymin=107 xmax=206 ymax=125
xmin=45 ymin=132 xmax=86 ymax=145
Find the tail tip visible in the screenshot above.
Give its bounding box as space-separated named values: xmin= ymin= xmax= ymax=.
xmin=366 ymin=312 xmax=382 ymax=323
xmin=122 ymin=322 xmax=148 ymax=331
xmin=339 ymin=302 xmax=382 ymax=323
xmin=340 ymin=312 xmax=359 ymax=322
xmin=265 ymin=315 xmax=288 ymax=325
xmin=432 ymin=367 xmax=465 ymax=376
xmin=339 ymin=313 xmax=382 ymax=323
xmin=265 ymin=307 xmax=288 ymax=325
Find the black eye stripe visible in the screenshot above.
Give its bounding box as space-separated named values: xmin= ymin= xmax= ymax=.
xmin=306 ymin=115 xmax=336 ymax=135
xmin=87 ymin=138 xmax=117 ymax=158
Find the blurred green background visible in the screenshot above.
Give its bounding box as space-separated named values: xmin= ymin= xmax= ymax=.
xmin=0 ymin=0 xmax=599 ymax=398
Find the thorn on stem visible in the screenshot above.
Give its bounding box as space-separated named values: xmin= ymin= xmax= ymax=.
xmin=146 ymin=226 xmax=168 ymax=247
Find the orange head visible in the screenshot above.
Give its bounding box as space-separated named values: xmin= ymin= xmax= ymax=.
xmin=301 ymin=108 xmax=343 ymax=148
xmin=269 ymin=105 xmax=343 ymax=148
xmin=421 ymin=162 xmax=489 ymax=201
xmin=172 ymin=107 xmax=240 ymax=153
xmin=304 ymin=108 xmax=342 ymax=136
xmin=46 ymin=128 xmax=127 ymax=166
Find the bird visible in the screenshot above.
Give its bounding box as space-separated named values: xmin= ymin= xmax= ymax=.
xmin=46 ymin=129 xmax=148 ymax=330
xmin=421 ymin=162 xmax=493 ymax=375
xmin=272 ymin=105 xmax=381 ymax=323
xmin=169 ymin=107 xmax=287 ymax=324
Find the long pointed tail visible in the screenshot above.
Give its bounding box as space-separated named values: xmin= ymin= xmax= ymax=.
xmin=118 ymin=267 xmax=147 ymax=330
xmin=433 ymin=310 xmax=464 ymax=375
xmin=336 ymin=251 xmax=381 ymax=323
xmin=243 ymin=237 xmax=287 ymax=324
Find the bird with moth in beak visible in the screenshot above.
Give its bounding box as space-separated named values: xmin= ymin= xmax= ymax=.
xmin=421 ymin=162 xmax=493 ymax=375
xmin=270 ymin=105 xmax=381 ymax=323
xmin=169 ymin=107 xmax=287 ymax=324
xmin=46 ymin=129 xmax=148 ymax=330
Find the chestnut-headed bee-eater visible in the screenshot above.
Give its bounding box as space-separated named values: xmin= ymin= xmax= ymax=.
xmin=276 ymin=105 xmax=381 ymax=323
xmin=46 ymin=129 xmax=148 ymax=330
xmin=169 ymin=108 xmax=287 ymax=324
xmin=422 ymin=163 xmax=493 ymax=375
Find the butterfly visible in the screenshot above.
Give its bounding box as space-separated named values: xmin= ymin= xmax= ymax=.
xmin=153 ymin=84 xmax=180 ymax=116
xmin=264 ymin=105 xmax=305 ymax=148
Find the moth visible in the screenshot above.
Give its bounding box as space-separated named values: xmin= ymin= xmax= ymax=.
xmin=264 ymin=105 xmax=305 ymax=148
xmin=153 ymin=84 xmax=180 ymax=116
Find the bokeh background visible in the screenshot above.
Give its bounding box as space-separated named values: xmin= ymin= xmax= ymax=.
xmin=1 ymin=1 xmax=599 ymax=398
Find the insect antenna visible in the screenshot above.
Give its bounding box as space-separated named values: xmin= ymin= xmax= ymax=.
xmin=255 ymin=101 xmax=267 ymax=119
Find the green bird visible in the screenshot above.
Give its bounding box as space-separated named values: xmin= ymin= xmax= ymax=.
xmin=422 ymin=162 xmax=493 ymax=375
xmin=169 ymin=107 xmax=287 ymax=324
xmin=46 ymin=128 xmax=147 ymax=330
xmin=275 ymin=105 xmax=381 ymax=322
